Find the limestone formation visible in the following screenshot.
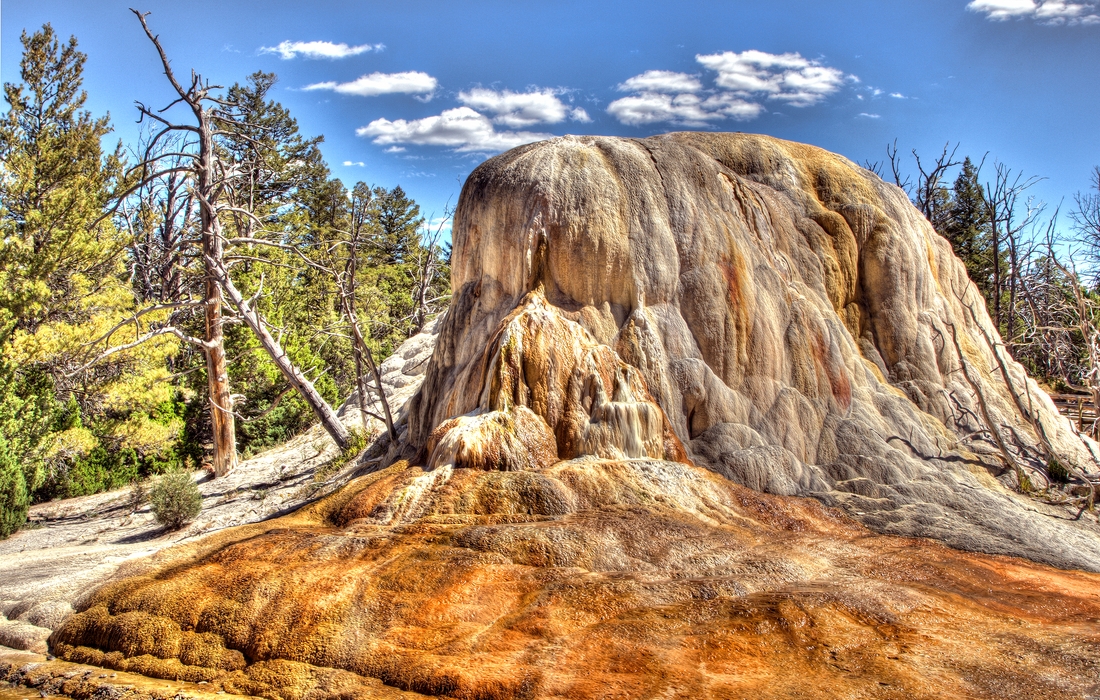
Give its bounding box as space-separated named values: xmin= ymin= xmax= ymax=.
xmin=38 ymin=132 xmax=1100 ymax=699
xmin=410 ymin=132 xmax=1100 ymax=570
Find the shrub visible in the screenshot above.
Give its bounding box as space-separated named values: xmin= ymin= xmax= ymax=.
xmin=1048 ymin=458 xmax=1070 ymax=484
xmin=149 ymin=470 xmax=203 ymax=529
xmin=0 ymin=435 xmax=29 ymax=538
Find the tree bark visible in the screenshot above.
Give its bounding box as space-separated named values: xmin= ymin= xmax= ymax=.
xmin=207 ymin=256 xmax=351 ymax=451
xmin=198 ymin=112 xmax=237 ymax=477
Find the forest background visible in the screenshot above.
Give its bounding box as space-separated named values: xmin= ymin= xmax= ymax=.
xmin=2 ymin=21 xmax=1100 ymax=537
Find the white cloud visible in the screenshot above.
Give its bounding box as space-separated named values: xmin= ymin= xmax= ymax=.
xmin=967 ymin=0 xmax=1100 ymax=23
xmin=609 ymin=49 xmax=850 ymax=126
xmin=607 ymin=92 xmax=764 ymax=126
xmin=616 ymin=70 xmax=704 ymax=94
xmin=304 ymin=71 xmax=437 ymax=96
xmin=695 ymin=50 xmax=848 ymax=106
xmin=342 ymin=160 xmax=366 ymax=166
xmin=457 ymin=88 xmax=590 ymax=128
xmin=968 ymin=0 xmax=1038 ymax=17
xmin=608 ymin=93 xmax=719 ymax=126
xmin=357 ymin=106 xmax=554 ymax=153
xmin=261 ymin=40 xmax=384 ymax=60
xmin=857 ymin=113 xmax=881 ymax=119
xmin=890 ymin=92 xmax=907 ymax=98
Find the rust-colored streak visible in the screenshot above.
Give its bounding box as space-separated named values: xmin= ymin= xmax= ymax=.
xmin=716 ymin=251 xmax=753 ymax=376
xmin=810 ymin=327 xmax=852 ymax=411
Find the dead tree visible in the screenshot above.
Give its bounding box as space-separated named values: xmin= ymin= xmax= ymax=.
xmin=344 ymin=195 xmax=397 ymax=440
xmin=410 ymin=208 xmax=452 ymax=332
xmin=937 ymin=317 xmax=1027 ymax=485
xmin=130 ymin=10 xmax=351 ymax=457
xmin=862 ymin=138 xmax=912 ymax=193
xmin=204 ymin=254 xmax=350 ymax=449
xmin=283 ymin=193 xmax=398 ymax=442
xmin=129 ymin=9 xmax=239 ymax=475
xmin=913 ymin=142 xmax=961 ymax=232
xmin=983 ymin=162 xmax=1042 ymax=335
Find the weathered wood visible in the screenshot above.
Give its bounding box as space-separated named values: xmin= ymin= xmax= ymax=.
xmin=133 ymin=9 xmax=238 ymax=476
xmin=207 ymin=256 xmax=350 ymax=451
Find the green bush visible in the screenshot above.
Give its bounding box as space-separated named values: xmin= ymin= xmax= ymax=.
xmin=149 ymin=470 xmax=203 ymax=529
xmin=0 ymin=435 xmax=29 ymax=538
xmin=1047 ymin=458 xmax=1071 ymax=484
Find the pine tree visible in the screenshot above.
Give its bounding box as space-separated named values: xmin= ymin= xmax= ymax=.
xmin=945 ymin=158 xmax=994 ymax=303
xmin=370 ymin=185 xmax=423 ymax=264
xmin=0 ymin=24 xmax=127 ymax=331
xmin=0 ymin=25 xmax=184 ymax=532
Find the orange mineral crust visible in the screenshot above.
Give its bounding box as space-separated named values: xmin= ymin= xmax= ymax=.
xmin=52 ymin=459 xmax=1100 ymax=699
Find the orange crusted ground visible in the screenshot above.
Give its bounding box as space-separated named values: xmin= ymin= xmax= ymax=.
xmin=51 ymin=459 xmax=1100 ymax=700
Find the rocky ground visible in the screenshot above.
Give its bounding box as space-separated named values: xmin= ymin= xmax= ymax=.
xmin=2 ymin=310 xmax=1099 ymax=699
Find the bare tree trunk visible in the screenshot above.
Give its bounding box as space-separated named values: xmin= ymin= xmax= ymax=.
xmin=207 ymin=256 xmax=351 ymax=451
xmin=343 ymin=301 xmax=396 ymax=443
xmin=992 ymin=229 xmax=1002 ymax=331
xmin=344 ymin=234 xmax=371 ymax=431
xmin=196 ymin=102 xmax=237 ymax=476
xmin=350 ymin=336 xmax=371 ymax=431
xmin=1007 ymin=243 xmax=1018 ymax=350
xmin=133 ymin=8 xmax=240 ymax=475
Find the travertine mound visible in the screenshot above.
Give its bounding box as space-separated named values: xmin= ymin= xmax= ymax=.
xmin=45 ymin=133 xmax=1100 ymax=699
xmin=410 ymin=132 xmax=1100 ymax=570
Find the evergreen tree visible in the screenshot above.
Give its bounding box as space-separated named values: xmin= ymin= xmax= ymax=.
xmin=0 ymin=26 xmax=182 ymax=533
xmin=945 ymin=157 xmax=994 ymax=302
xmin=0 ymin=432 xmax=26 ymax=538
xmin=0 ymin=24 xmax=127 ymax=331
xmin=370 ymin=185 xmax=423 ymax=264
xmin=0 ymin=24 xmax=451 ymax=530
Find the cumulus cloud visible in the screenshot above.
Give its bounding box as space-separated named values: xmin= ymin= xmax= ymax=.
xmin=457 ymin=88 xmax=590 ymax=128
xmin=261 ymin=40 xmax=384 ymax=60
xmin=616 ymin=70 xmax=704 ymax=94
xmin=695 ymin=50 xmax=848 ymax=106
xmin=342 ymin=160 xmax=366 ymax=166
xmin=967 ymin=0 xmax=1100 ymax=23
xmin=608 ymin=49 xmax=851 ymax=126
xmin=304 ymin=71 xmax=438 ymax=96
xmin=357 ymin=107 xmax=554 ymax=153
xmin=608 ymin=92 xmax=762 ymax=126
xmin=608 ymin=93 xmax=715 ymax=126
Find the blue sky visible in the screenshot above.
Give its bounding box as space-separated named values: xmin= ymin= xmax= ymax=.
xmin=3 ymin=0 xmax=1099 ymax=232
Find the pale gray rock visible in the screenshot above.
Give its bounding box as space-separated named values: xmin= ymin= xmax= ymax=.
xmin=409 ymin=132 xmax=1100 ymax=571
